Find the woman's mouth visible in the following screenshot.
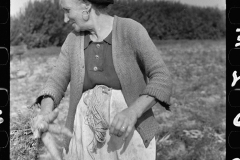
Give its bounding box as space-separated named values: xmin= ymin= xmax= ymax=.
xmin=69 ymin=22 xmax=75 ymax=26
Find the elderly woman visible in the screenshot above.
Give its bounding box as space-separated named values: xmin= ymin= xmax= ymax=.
xmin=31 ymin=0 xmax=172 ymax=159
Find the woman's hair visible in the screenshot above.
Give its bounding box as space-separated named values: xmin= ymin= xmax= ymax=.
xmin=76 ymin=0 xmax=112 ymax=15
xmin=91 ymin=3 xmax=112 ymax=15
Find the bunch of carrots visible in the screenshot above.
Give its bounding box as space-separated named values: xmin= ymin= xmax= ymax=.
xmin=31 ymin=107 xmax=73 ymax=160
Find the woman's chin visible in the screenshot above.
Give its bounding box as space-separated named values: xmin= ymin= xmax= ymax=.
xmin=74 ymin=28 xmax=81 ymax=32
xmin=73 ymin=25 xmax=81 ymax=32
xmin=72 ymin=24 xmax=86 ymax=32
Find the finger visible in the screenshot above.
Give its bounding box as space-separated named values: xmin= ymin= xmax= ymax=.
xmin=36 ymin=103 xmax=41 ymax=108
xmin=42 ymin=132 xmax=62 ymax=160
xmin=48 ymin=124 xmax=73 ymax=138
xmin=38 ymin=121 xmax=49 ymax=132
xmin=31 ymin=117 xmax=38 ymax=131
xmin=120 ymin=122 xmax=127 ymax=133
xmin=32 ymin=103 xmax=39 ymax=108
xmin=36 ymin=106 xmax=41 ymax=112
xmin=33 ymin=129 xmax=41 ymax=139
xmin=45 ymin=109 xmax=59 ymax=123
xmin=117 ymin=130 xmax=124 ymax=137
xmin=32 ymin=121 xmax=49 ymax=139
xmin=110 ymin=116 xmax=118 ymax=135
xmin=118 ymin=120 xmax=128 ymax=138
xmin=114 ymin=120 xmax=124 ymax=137
xmin=123 ymin=125 xmax=133 ymax=140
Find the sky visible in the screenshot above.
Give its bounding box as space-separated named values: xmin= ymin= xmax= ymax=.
xmin=10 ymin=0 xmax=226 ymax=17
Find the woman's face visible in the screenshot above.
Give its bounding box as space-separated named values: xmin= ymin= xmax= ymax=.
xmin=60 ymin=0 xmax=89 ymax=32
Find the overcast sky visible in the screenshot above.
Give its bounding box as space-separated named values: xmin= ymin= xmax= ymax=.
xmin=10 ymin=0 xmax=226 ymax=16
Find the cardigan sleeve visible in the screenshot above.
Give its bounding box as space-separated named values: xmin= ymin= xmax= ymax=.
xmin=130 ymin=22 xmax=173 ymax=109
xmin=33 ymin=34 xmax=71 ymax=108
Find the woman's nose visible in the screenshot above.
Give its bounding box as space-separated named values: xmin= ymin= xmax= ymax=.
xmin=64 ymin=13 xmax=69 ymax=23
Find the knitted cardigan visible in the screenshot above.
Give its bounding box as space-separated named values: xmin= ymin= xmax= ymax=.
xmin=35 ymin=15 xmax=173 ymax=152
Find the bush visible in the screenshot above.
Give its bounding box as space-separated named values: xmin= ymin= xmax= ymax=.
xmin=110 ymin=0 xmax=226 ymax=40
xmin=10 ymin=0 xmax=226 ymax=48
xmin=11 ymin=0 xmax=71 ymax=48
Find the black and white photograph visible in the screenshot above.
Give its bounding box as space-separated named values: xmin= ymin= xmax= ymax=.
xmin=10 ymin=0 xmax=226 ymax=159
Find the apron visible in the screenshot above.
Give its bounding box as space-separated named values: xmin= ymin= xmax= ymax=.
xmin=63 ymin=85 xmax=156 ymax=160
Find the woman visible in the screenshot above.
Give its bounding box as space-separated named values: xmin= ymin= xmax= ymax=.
xmin=31 ymin=0 xmax=172 ymax=159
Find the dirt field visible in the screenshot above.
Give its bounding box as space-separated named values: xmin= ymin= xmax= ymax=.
xmin=10 ymin=40 xmax=226 ymax=160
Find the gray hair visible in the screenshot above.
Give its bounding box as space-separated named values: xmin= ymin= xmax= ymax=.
xmin=76 ymin=0 xmax=112 ymax=15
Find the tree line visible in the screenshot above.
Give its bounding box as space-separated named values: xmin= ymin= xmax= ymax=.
xmin=11 ymin=0 xmax=226 ymax=48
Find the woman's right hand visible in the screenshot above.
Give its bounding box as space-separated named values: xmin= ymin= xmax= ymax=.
xmin=31 ymin=106 xmax=59 ymax=138
xmin=31 ymin=104 xmax=73 ymax=160
xmin=31 ymin=104 xmax=73 ymax=138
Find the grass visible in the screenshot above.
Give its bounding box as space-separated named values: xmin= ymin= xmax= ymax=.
xmin=154 ymin=39 xmax=225 ymax=160
xmin=10 ymin=39 xmax=226 ymax=160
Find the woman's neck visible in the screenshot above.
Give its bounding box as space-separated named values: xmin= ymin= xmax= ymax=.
xmin=88 ymin=14 xmax=114 ymax=42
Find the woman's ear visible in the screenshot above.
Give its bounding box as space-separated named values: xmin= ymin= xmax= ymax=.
xmin=82 ymin=1 xmax=92 ymax=10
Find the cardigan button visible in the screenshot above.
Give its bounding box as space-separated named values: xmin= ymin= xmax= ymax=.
xmin=96 ymin=44 xmax=100 ymax=48
xmin=93 ymin=66 xmax=98 ymax=71
xmin=0 ymin=117 xmax=3 ymax=124
xmin=95 ymin=55 xmax=99 ymax=59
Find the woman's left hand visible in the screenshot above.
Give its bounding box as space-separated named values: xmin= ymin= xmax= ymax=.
xmin=109 ymin=107 xmax=139 ymax=140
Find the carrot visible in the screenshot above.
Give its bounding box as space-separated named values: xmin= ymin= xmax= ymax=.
xmin=48 ymin=124 xmax=73 ymax=138
xmin=32 ymin=109 xmax=59 ymax=138
xmin=41 ymin=132 xmax=62 ymax=160
xmin=32 ymin=108 xmax=73 ymax=159
xmin=36 ymin=122 xmax=73 ymax=138
xmin=45 ymin=108 xmax=59 ymax=123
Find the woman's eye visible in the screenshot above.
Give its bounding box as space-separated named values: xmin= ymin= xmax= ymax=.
xmin=63 ymin=8 xmax=69 ymax=13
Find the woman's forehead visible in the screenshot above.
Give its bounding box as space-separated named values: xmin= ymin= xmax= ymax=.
xmin=60 ymin=0 xmax=77 ymax=8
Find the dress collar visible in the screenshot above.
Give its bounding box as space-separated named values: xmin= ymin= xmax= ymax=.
xmin=84 ymin=31 xmax=112 ymax=50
